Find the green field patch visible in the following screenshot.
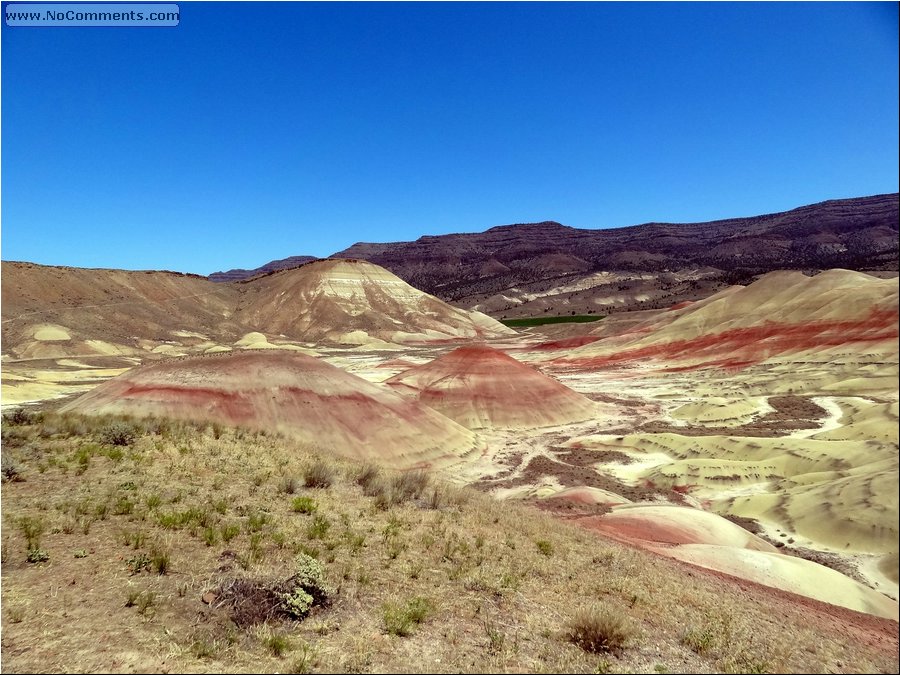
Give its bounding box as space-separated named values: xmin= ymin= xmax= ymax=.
xmin=500 ymin=315 xmax=605 ymax=328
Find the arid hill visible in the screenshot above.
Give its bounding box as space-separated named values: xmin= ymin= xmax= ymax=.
xmin=232 ymin=259 xmax=513 ymax=346
xmin=0 ymin=259 xmax=510 ymax=361
xmin=554 ymin=268 xmax=900 ymax=371
xmin=60 ymin=350 xmax=479 ymax=469
xmin=386 ymin=344 xmax=601 ymax=429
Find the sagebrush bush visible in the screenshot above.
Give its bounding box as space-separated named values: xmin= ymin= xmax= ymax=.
xmin=567 ymin=605 xmax=635 ymax=653
xmin=99 ymin=422 xmax=138 ymax=447
xmin=2 ymin=451 xmax=21 ymax=482
xmin=536 ymin=539 xmax=554 ymax=557
xmin=17 ymin=515 xmax=45 ymax=552
xmin=392 ymin=470 xmax=429 ymax=502
xmin=280 ymin=553 xmax=331 ymax=619
xmin=303 ymin=460 xmax=336 ymax=489
xmin=4 ymin=408 xmax=36 ymax=426
xmin=355 ymin=463 xmax=380 ymax=491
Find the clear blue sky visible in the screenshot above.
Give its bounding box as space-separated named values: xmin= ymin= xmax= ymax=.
xmin=2 ymin=2 xmax=898 ymax=275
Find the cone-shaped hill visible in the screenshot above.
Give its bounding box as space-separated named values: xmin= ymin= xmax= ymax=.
xmin=233 ymin=259 xmax=514 ymax=346
xmin=386 ymin=344 xmax=600 ymax=429
xmin=60 ymin=351 xmax=479 ymax=469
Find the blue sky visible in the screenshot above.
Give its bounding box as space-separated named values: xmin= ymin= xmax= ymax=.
xmin=2 ymin=2 xmax=898 ymax=275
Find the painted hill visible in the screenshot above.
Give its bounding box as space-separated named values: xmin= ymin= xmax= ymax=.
xmin=59 ymin=350 xmax=479 ymax=469
xmin=1 ymin=259 xmax=512 ymax=360
xmin=557 ymin=269 xmax=899 ymax=371
xmin=231 ymin=259 xmax=514 ymax=346
xmin=386 ymin=344 xmax=600 ymax=429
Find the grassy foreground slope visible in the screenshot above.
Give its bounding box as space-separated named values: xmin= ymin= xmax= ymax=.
xmin=1 ymin=412 xmax=897 ymax=674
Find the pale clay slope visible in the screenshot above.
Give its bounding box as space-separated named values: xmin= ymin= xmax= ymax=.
xmin=233 ymin=259 xmax=514 ymax=346
xmin=570 ymin=431 xmax=898 ymax=555
xmin=591 ymin=503 xmax=777 ymax=551
xmin=666 ymin=544 xmax=899 ymax=621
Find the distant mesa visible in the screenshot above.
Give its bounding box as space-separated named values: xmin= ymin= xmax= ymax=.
xmin=386 ymin=344 xmax=601 ymax=429
xmin=208 ymin=193 xmax=898 ymax=318
xmin=328 ymin=193 xmax=899 ymax=307
xmin=60 ymin=351 xmax=480 ymax=470
xmin=208 ymin=255 xmax=318 ymax=282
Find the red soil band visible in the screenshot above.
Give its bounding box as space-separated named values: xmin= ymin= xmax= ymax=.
xmin=558 ymin=307 xmax=899 ymax=370
xmin=531 ymin=336 xmax=602 ymax=350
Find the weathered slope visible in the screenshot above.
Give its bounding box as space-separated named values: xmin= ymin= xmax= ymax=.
xmin=387 ymin=344 xmax=600 ymax=429
xmin=60 ymin=350 xmax=479 ymax=469
xmin=232 ymin=259 xmax=513 ymax=345
xmin=1 ymin=261 xmax=240 ymax=359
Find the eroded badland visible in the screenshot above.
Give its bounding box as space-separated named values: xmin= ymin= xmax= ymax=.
xmin=1 ymin=254 xmax=898 ymax=673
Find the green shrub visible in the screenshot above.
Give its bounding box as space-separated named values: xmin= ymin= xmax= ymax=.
xmin=150 ymin=545 xmax=171 ymax=574
xmin=536 ymin=539 xmax=554 ymax=556
xmin=221 ymin=522 xmax=241 ymax=543
xmin=279 ymin=553 xmax=331 ymax=620
xmin=26 ymin=548 xmax=50 ymax=563
xmin=291 ymin=497 xmax=318 ymax=514
xmin=113 ymin=497 xmax=135 ymax=516
xmin=17 ymin=515 xmax=45 ymax=552
xmin=382 ymin=596 xmax=433 ymax=636
xmin=246 ymin=510 xmax=270 ymax=532
xmin=306 ymin=515 xmax=330 ymax=539
xmin=126 ymin=553 xmax=152 ymax=574
xmin=203 ymin=527 xmax=219 ymax=547
xmin=262 ymin=629 xmax=293 ymax=657
xmin=99 ymin=422 xmax=138 ymax=447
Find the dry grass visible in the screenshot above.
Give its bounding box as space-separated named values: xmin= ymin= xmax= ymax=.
xmin=567 ymin=605 xmax=634 ymax=654
xmin=0 ymin=412 xmax=896 ymax=674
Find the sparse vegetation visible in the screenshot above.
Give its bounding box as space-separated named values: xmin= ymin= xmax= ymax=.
xmin=0 ymin=411 xmax=893 ymax=674
xmin=2 ymin=450 xmax=22 ymax=482
xmin=291 ymin=496 xmax=318 ymax=514
xmin=382 ymin=596 xmax=433 ymax=636
xmin=303 ymin=460 xmax=336 ymax=489
xmin=535 ymin=539 xmax=554 ymax=556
